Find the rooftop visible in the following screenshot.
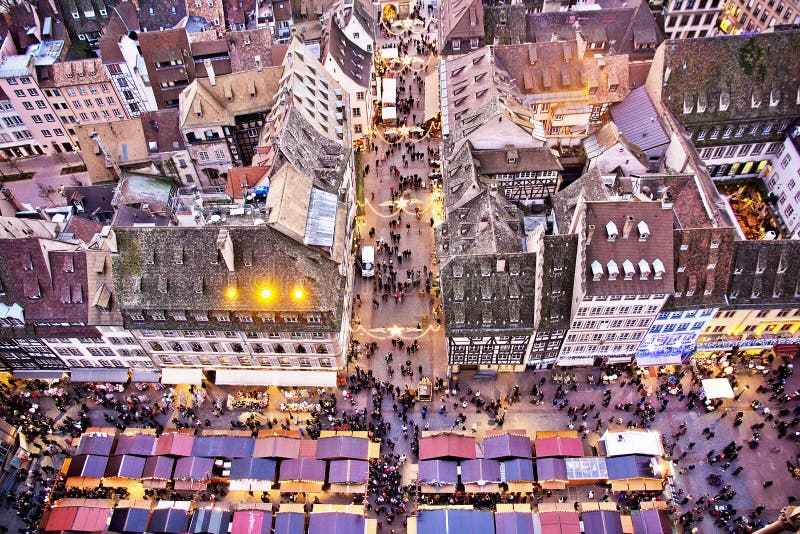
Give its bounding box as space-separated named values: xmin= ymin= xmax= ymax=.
xmin=0 ymin=55 xmax=32 ymax=78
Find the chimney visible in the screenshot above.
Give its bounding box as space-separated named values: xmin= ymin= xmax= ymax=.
xmin=205 ymin=58 xmax=216 ymax=86
xmin=623 ymin=215 xmax=635 ymax=239
xmin=586 ymin=224 xmax=595 ymax=246
xmin=255 ymin=55 xmax=263 ymax=72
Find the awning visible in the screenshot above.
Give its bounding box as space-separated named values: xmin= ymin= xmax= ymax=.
xmin=161 ymin=367 xmax=203 ymax=385
xmin=701 ymin=378 xmax=734 ymax=399
xmin=424 ymin=70 xmax=440 ymax=121
xmin=381 ymin=77 xmax=397 ymax=104
xmin=12 ymin=369 xmax=66 ymax=380
xmin=131 ymin=368 xmax=161 ymax=383
xmin=70 ymin=367 xmax=129 ymax=383
xmin=214 ymin=369 xmax=337 ymax=387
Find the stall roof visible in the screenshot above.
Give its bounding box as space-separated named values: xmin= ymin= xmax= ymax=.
xmin=328 ymin=459 xmax=369 ymax=484
xmin=114 ymin=434 xmax=156 ymax=456
xmin=231 ymin=510 xmax=272 ymax=534
xmin=460 ymin=459 xmax=502 ymax=484
xmin=598 ymin=431 xmax=664 ymax=457
xmin=483 ymin=434 xmax=531 ymax=459
xmin=494 ymin=511 xmax=535 ymax=534
xmin=45 ymin=506 xmax=78 ymax=532
xmin=502 ymin=458 xmax=534 ymax=482
xmin=419 ymin=434 xmax=477 ymax=460
xmin=149 ymin=508 xmax=191 ymax=533
xmin=273 ymin=511 xmax=306 ymax=534
xmin=418 ymin=460 xmax=459 ymax=484
xmin=535 ymin=457 xmax=567 ymax=482
xmin=190 ymin=508 xmax=232 ymax=534
xmin=564 ymin=456 xmax=608 ymax=480
xmin=416 ymin=509 xmax=496 ymax=534
xmin=109 ymin=507 xmax=151 ymax=533
xmin=279 ymin=459 xmax=326 ymax=482
xmin=193 ymin=436 xmax=255 ymax=458
xmin=533 ymin=437 xmax=584 ymax=458
xmin=229 ymin=458 xmax=277 ymax=482
xmin=174 ymin=456 xmax=214 ymax=480
xmin=701 ymin=378 xmax=734 ymax=399
xmin=315 ymin=436 xmax=369 ymax=460
xmin=105 ymin=454 xmax=146 ymax=479
xmin=71 ymin=367 xmax=129 ymax=383
xmin=72 ymin=507 xmax=112 ymax=532
xmin=582 ymin=511 xmax=623 ymax=534
xmin=155 ymin=433 xmax=195 ymax=456
xmin=308 ymin=512 xmax=366 ymax=534
xmin=142 ymin=455 xmax=175 ymax=479
xmin=77 ymin=433 xmax=115 ymax=456
xmin=67 ymin=454 xmax=109 ymax=478
xmin=606 ymin=455 xmax=657 ymax=480
xmin=534 ymin=511 xmax=581 ymax=534
xmin=253 ymin=436 xmax=301 ymax=459
xmin=631 ymin=510 xmax=673 ymax=534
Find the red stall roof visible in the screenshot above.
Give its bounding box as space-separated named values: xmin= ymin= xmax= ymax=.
xmin=534 ymin=437 xmax=584 ymax=458
xmin=253 ymin=437 xmax=301 ymax=459
xmin=155 ymin=433 xmax=195 ymax=456
xmin=419 ymin=434 xmax=477 ymax=460
xmin=73 ymin=507 xmax=112 ymax=532
xmin=536 ymin=511 xmax=581 ymax=534
xmin=45 ymin=507 xmax=79 ymax=532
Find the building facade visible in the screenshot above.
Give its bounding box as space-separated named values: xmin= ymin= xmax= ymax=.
xmin=663 ymin=0 xmax=722 ymax=39
xmin=765 ymin=124 xmax=800 ymax=238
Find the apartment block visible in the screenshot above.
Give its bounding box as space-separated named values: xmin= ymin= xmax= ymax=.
xmin=662 ymin=0 xmax=722 ymax=39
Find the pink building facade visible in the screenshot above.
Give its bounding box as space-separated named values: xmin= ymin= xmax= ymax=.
xmin=44 ymin=58 xmax=128 ymax=127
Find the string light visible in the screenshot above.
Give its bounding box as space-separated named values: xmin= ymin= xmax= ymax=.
xmin=352 ymin=322 xmax=442 ymax=341
xmin=380 ymin=17 xmax=432 ymax=37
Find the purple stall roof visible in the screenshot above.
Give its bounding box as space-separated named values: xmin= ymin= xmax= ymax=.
xmin=315 ymin=436 xmax=370 ymax=460
xmin=77 ymin=434 xmax=114 ymax=456
xmin=535 ymin=457 xmax=568 ymax=482
xmin=155 ymin=433 xmax=195 ymax=457
xmin=533 ymin=437 xmax=584 ymax=458
xmin=482 ymin=434 xmax=532 ymax=459
xmin=495 ymin=511 xmax=535 ymax=534
xmin=253 ymin=436 xmax=301 ymax=459
xmin=104 ymin=454 xmax=146 ymax=479
xmin=460 ymin=459 xmax=502 ymax=484
xmin=114 ymin=434 xmax=157 ymax=456
xmin=67 ymin=454 xmax=109 ymax=478
xmin=308 ymin=512 xmax=366 ymax=534
xmin=142 ymin=455 xmax=175 ymax=479
xmin=582 ymin=511 xmax=623 ymax=534
xmin=279 ymin=459 xmax=326 ymax=482
xmin=417 ymin=460 xmax=459 ymax=484
xmin=327 ymin=459 xmax=369 ymax=484
xmin=173 ymin=456 xmax=214 ymax=480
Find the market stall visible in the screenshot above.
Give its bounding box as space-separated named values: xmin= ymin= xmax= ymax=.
xmin=114 ymin=433 xmax=157 ymax=456
xmin=231 ymin=510 xmax=273 ymax=534
xmin=173 ymin=456 xmax=214 ymax=491
xmin=307 ymin=510 xmax=368 ymax=534
xmin=141 ymin=455 xmax=175 ymax=489
xmin=65 ymin=454 xmax=109 ymax=488
xmin=189 ymin=507 xmax=232 ymax=534
xmin=701 ymin=378 xmax=735 ymax=399
xmin=229 ymin=458 xmax=277 ymax=492
xmin=278 ymin=458 xmax=327 ymax=493
xmin=564 ymin=456 xmax=609 ymax=484
xmin=417 ymin=459 xmax=458 ymax=493
xmin=77 ymin=433 xmax=115 ymax=456
xmin=533 ymin=436 xmax=584 ymax=458
xmin=494 ymin=511 xmax=537 ymax=534
xmin=273 ymin=510 xmax=306 ymax=534
xmin=108 ymin=506 xmax=151 ymax=533
xmin=535 ymin=457 xmax=568 ymax=490
xmin=597 ymin=430 xmax=664 ymax=457
xmin=415 ymin=509 xmax=496 ymax=534
xmin=192 ymin=436 xmax=255 ymax=459
xmin=460 ymin=459 xmax=502 ymax=493
xmin=103 ymin=454 xmax=146 ymax=487
xmin=148 ymin=507 xmax=192 ymax=534
xmin=315 ymin=436 xmax=370 ymax=461
xmin=630 ymin=509 xmax=673 ymax=534
xmin=155 ymin=432 xmax=195 ymax=457
xmin=46 ymin=506 xmax=111 ymax=533
xmin=328 ymin=459 xmax=370 ymax=493
xmin=419 ymin=433 xmax=477 ymax=460
xmin=253 ymin=436 xmax=301 ymax=459
xmin=533 ymin=511 xmax=581 ymax=534
xmin=482 ymin=431 xmax=531 ymax=460
xmin=582 ymin=510 xmax=624 ymax=534
xmin=501 ymin=458 xmax=535 ymax=492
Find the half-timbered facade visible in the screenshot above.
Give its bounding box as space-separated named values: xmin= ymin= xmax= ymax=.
xmin=471 ymin=144 xmax=562 ymax=202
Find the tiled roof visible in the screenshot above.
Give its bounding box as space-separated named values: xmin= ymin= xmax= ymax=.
xmin=140 ymin=109 xmax=185 ymax=152
xmin=584 ymin=200 xmax=675 ymax=296
xmin=228 ymin=29 xmax=280 ymax=71
xmin=225 ymin=167 xmax=270 ymax=200
xmin=49 ymin=58 xmax=110 ymax=86
xmin=472 ymin=146 xmax=562 ymax=174
xmin=659 ymin=29 xmax=800 ymax=127
xmin=727 ymin=240 xmax=800 ymax=307
xmin=438 ymin=0 xmax=484 ymax=42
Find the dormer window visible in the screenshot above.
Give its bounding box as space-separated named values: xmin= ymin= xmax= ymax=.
xmin=719 ymin=90 xmax=730 ymax=111
xmin=652 ymin=258 xmax=665 ymax=280
xmin=770 ymin=88 xmax=780 ymax=107
xmin=638 ymin=259 xmax=651 ymax=280
xmin=607 ymin=260 xmax=619 ymax=281
xmin=623 ymin=260 xmax=635 ymax=280
xmin=683 ymin=96 xmax=693 ymax=114
xmin=752 ymin=90 xmax=762 ymax=108
xmin=591 ymin=260 xmax=603 ymax=281
xmin=606 ymin=221 xmax=618 ymax=241
xmin=696 ymin=94 xmax=707 ymax=113
xmin=637 ymin=221 xmax=650 ymax=241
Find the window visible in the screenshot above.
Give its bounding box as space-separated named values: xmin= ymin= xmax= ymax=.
xmin=356 ymin=91 xmax=365 ymax=101
xmin=354 ymin=124 xmax=363 ymax=134
xmin=31 ymin=115 xmax=42 ymax=124
xmin=44 ymin=113 xmax=55 ymax=122
xmin=198 ymin=151 xmax=209 ymax=162
xmin=782 ymin=154 xmax=792 ymax=168
xmin=6 ymin=78 xmax=17 ymax=85
xmin=470 ymin=38 xmax=479 ymax=49
xmin=352 ymin=107 xmax=361 ymax=117
xmin=84 ymin=99 xmax=92 ymax=108
xmin=452 ymin=39 xmax=461 ymax=51
xmin=79 ymin=113 xmax=88 ymax=121
xmin=89 ymin=85 xmax=98 ymax=94
xmin=214 ymin=149 xmax=225 ymax=160
xmin=106 ymin=96 xmax=115 ymax=105
xmin=90 ymin=111 xmax=99 ymax=120
xmin=35 ymin=100 xmax=46 ymax=109
xmin=95 ymin=98 xmax=104 ymax=107
xmin=27 ymin=88 xmax=38 ymax=97
xmin=13 ymin=90 xmax=24 ymax=97
xmin=41 ymin=129 xmax=51 ymax=137
xmin=22 ymin=102 xmax=33 ymax=110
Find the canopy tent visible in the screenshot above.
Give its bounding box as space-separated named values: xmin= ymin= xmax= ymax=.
xmin=315 ymin=436 xmax=369 ymax=460
xmin=46 ymin=506 xmax=78 ymax=532
xmin=192 ymin=436 xmax=255 ymax=459
xmin=535 ymin=458 xmax=568 ymax=489
xmin=328 ymin=459 xmax=369 ymax=485
xmin=533 ymin=511 xmax=581 ymax=534
xmin=416 ymin=509 xmax=496 ymax=534
xmin=103 ymin=455 xmax=146 ymax=486
xmin=380 ymin=77 xmax=397 ymax=105
xmin=482 ymin=433 xmax=531 ymax=459
xmin=417 ymin=459 xmax=458 ymax=485
xmin=308 ymin=511 xmax=366 ymax=534
xmin=47 ymin=507 xmax=111 ymax=532
xmin=380 ymin=47 xmax=398 ymax=60
xmin=231 ymin=510 xmax=273 ymax=534
xmin=564 ymin=456 xmax=609 ymax=481
xmin=597 ymin=430 xmax=664 ymax=457
xmin=494 ymin=511 xmax=536 ymax=534
xmin=381 ymin=106 xmax=397 ymax=122
xmin=419 ymin=434 xmax=477 ymax=460
xmin=279 ymin=458 xmax=326 ymax=482
xmin=273 ymin=511 xmax=306 ymax=534
xmin=142 ymin=455 xmax=175 ymax=488
xmin=214 ymin=369 xmax=337 ymax=386
xmin=70 ymin=367 xmax=129 ymax=383
xmin=149 ymin=508 xmax=192 ymax=533
xmin=582 ymin=511 xmax=624 ymax=534
xmin=108 ymin=507 xmax=151 ymax=533
xmin=606 ymin=455 xmax=658 ymax=481
xmin=423 ymin=69 xmax=440 ymax=122
xmin=160 ymin=367 xmax=203 ymax=385
xmin=77 ymin=433 xmax=114 ymax=456
xmin=155 ymin=433 xmax=195 ymax=456
xmin=190 ymin=508 xmax=232 ymax=534
xmin=701 ymin=378 xmax=735 ymax=399
xmin=631 ymin=510 xmax=673 ymax=534
xmin=67 ymin=454 xmax=109 ymax=479
xmin=229 ymin=458 xmax=277 ymax=491
xmin=610 ymin=478 xmax=663 ymax=492
xmin=13 ymin=369 xmax=65 ymax=380
xmin=461 ymin=458 xmax=502 ymax=484
xmin=114 ymin=433 xmax=156 ymax=456
xmin=533 ymin=437 xmax=584 ymax=458
xmin=173 ymin=456 xmax=214 ymax=490
xmin=253 ymin=436 xmax=301 ymax=459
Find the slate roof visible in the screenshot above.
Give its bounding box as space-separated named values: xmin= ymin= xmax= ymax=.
xmin=228 ymin=29 xmax=283 ymax=71
xmin=727 ymin=239 xmax=800 ymax=307
xmin=584 ymin=201 xmax=675 ymax=296
xmin=62 ymin=185 xmax=117 ymax=223
xmin=439 ymin=0 xmax=484 ymax=42
xmin=659 ymin=29 xmax=800 ymax=128
xmin=324 ymin=17 xmax=371 ymax=88
xmin=48 ymin=58 xmax=110 ymax=86
xmin=111 ymin=226 xmax=346 ymax=329
xmin=551 ymin=168 xmax=610 ymax=234
xmin=483 ymin=5 xmax=527 ymax=47
xmin=609 ymin=87 xmax=669 ymax=154
xmin=540 ymin=234 xmax=578 ymax=330
xmin=140 ymin=109 xmax=185 ymax=152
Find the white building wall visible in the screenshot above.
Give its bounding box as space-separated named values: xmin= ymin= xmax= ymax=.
xmin=765 ymin=131 xmax=800 ymax=238
xmin=663 ymin=0 xmax=722 ymax=39
xmin=323 ymin=55 xmax=371 ymax=140
xmin=43 ymin=328 xmax=155 ymax=369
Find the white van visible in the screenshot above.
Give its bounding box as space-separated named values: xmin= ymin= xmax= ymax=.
xmin=361 ymin=245 xmax=375 ymax=278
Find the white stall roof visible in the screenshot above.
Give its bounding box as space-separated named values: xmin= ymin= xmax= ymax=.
xmin=382 ymin=106 xmax=397 ymax=121
xmin=702 ymin=378 xmax=734 ymax=399
xmin=598 ymin=430 xmax=664 ymax=457
xmin=381 ymin=77 xmax=397 ymax=105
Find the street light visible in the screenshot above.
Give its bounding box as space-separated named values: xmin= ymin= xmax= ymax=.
xmin=292 ymin=288 xmax=304 ymax=301
xmin=734 ymin=384 xmax=750 ymax=400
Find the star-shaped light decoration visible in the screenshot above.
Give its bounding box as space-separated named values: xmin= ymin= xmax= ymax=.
xmin=387 ymin=325 xmax=405 ymax=338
